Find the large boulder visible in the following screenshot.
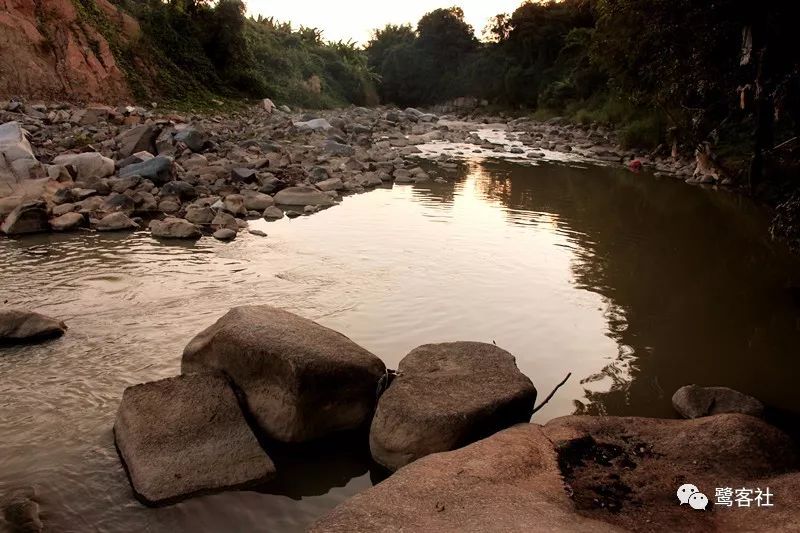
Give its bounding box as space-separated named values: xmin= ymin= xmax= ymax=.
xmin=273 ymin=186 xmax=335 ymax=207
xmin=314 ymin=415 xmax=800 ymax=533
xmin=114 ymin=373 xmax=276 ymax=505
xmin=0 ymin=201 xmax=48 ymax=235
xmin=370 ymin=342 xmax=537 ymax=471
xmin=118 ymin=156 xmax=173 ymax=185
xmin=0 ymin=308 xmax=67 ymax=345
xmin=672 ymin=384 xmax=765 ymax=419
xmin=52 ymin=152 xmax=114 ymax=180
xmin=149 ymin=217 xmax=201 ymax=240
xmin=117 ymin=124 xmax=158 ymax=159
xmin=181 ymin=305 xmax=386 ymax=442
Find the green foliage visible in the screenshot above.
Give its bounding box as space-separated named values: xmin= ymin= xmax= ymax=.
xmin=366 ymin=7 xmax=478 ymax=106
xmin=93 ymin=0 xmax=375 ymax=107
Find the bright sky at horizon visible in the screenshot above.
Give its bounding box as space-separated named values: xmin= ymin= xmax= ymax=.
xmin=246 ymin=1 xmax=526 ymax=44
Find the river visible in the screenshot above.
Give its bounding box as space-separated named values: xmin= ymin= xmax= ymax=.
xmin=2 ymin=147 xmax=800 ymax=531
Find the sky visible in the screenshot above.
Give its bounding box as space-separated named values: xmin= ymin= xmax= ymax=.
xmin=247 ymin=1 xmax=525 ymax=44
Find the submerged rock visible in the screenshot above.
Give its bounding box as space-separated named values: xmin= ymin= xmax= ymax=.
xmin=0 ymin=308 xmax=67 ymax=344
xmin=114 ymin=373 xmax=276 ymax=505
xmin=370 ymin=342 xmax=537 ymax=471
xmin=672 ymin=384 xmax=765 ymax=419
xmin=181 ymin=305 xmax=386 ymax=442
xmin=1 ymin=487 xmax=43 ymax=533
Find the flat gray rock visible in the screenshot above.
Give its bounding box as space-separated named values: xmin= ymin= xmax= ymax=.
xmin=182 ymin=305 xmax=386 ymax=442
xmin=114 ymin=373 xmax=276 ymax=506
xmin=672 ymin=384 xmax=765 ymax=419
xmin=370 ymin=342 xmax=537 ymax=471
xmin=0 ymin=308 xmax=67 ymax=345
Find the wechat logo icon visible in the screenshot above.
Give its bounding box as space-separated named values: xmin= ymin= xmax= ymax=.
xmin=677 ymin=484 xmax=709 ymax=510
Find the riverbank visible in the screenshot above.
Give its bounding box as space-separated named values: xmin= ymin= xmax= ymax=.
xmin=1 ymin=99 xmax=724 ymax=244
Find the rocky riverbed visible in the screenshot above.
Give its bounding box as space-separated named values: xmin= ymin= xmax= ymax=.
xmin=1 ymin=99 xmax=714 ymax=243
xmin=2 ymin=100 xmax=794 ymax=533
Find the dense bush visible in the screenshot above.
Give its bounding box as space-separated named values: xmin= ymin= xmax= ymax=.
xmin=111 ymin=0 xmax=376 ymax=107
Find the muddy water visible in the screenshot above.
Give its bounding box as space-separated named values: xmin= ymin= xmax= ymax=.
xmin=2 ymin=154 xmax=800 ymax=531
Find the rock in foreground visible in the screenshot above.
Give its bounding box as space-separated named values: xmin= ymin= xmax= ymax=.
xmin=370 ymin=342 xmax=537 ymax=471
xmin=113 ymin=373 xmax=276 ymax=506
xmin=0 ymin=308 xmax=67 ymax=345
xmin=314 ymin=414 xmax=799 ymax=532
xmin=312 ymin=424 xmax=622 ymax=533
xmin=182 ymin=305 xmax=386 ymax=442
xmin=672 ymin=384 xmax=765 ymax=419
xmin=543 ymin=414 xmax=798 ymax=531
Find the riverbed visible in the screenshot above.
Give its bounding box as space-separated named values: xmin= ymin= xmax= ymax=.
xmin=2 ymin=152 xmax=800 ymax=531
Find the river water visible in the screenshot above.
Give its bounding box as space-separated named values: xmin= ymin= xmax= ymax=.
xmin=2 ymin=145 xmax=800 ymax=531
